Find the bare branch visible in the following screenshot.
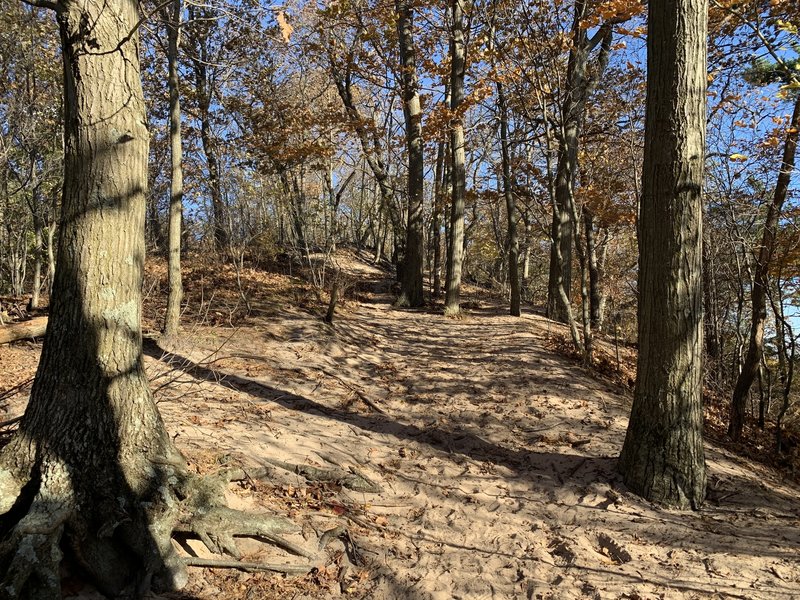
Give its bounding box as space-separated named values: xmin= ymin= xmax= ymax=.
xmin=20 ymin=0 xmax=61 ymax=12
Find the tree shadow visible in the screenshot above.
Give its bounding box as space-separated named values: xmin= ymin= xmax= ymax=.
xmin=143 ymin=340 xmax=800 ymax=569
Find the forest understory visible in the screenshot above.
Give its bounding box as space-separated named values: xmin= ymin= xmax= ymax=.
xmin=2 ymin=249 xmax=800 ymax=600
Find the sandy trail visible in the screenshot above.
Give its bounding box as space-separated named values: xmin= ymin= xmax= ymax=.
xmin=2 ymin=255 xmax=799 ymax=598
xmin=144 ymin=257 xmax=800 ymax=599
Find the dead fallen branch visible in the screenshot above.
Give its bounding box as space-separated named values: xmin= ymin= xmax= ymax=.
xmin=183 ymin=557 xmax=311 ymax=575
xmin=0 ymin=317 xmax=47 ymax=345
xmin=263 ymin=458 xmax=382 ymax=494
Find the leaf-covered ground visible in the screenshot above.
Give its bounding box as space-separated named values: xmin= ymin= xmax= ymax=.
xmin=2 ymin=250 xmax=800 ymax=599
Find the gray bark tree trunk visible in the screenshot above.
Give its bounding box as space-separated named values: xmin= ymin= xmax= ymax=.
xmin=27 ymin=177 xmax=44 ymax=310
xmin=396 ymin=0 xmax=425 ymax=307
xmin=618 ymin=0 xmax=707 ymax=510
xmin=729 ymin=93 xmax=800 ymax=440
xmin=444 ymin=0 xmax=469 ymax=317
xmin=431 ymin=140 xmax=445 ymax=297
xmin=46 ymin=215 xmax=56 ymax=291
xmin=0 ymin=1 xmax=189 ymax=594
xmin=546 ymin=1 xmax=612 ymax=323
xmin=497 ymin=79 xmax=520 ymax=316
xmin=703 ymin=240 xmax=721 ymax=385
xmin=584 ymin=208 xmax=603 ymax=329
xmin=189 ymin=4 xmax=229 ymax=254
xmin=163 ymin=0 xmax=184 ymax=338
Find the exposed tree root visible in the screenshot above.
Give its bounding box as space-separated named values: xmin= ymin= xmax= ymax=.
xmin=0 ymin=453 xmax=350 ymax=599
xmin=175 ymin=506 xmax=310 ymax=560
xmin=263 ymin=457 xmax=382 ymax=494
xmin=0 ymin=459 xmax=73 ymax=600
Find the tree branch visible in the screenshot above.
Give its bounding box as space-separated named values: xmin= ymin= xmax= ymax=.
xmin=20 ymin=0 xmax=61 ymax=12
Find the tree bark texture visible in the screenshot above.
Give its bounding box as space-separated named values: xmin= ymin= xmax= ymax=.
xmin=396 ymin=0 xmax=425 ymax=307
xmin=28 ymin=198 xmax=44 ymax=310
xmin=163 ymin=0 xmax=184 ymax=338
xmin=444 ymin=0 xmax=468 ymax=317
xmin=618 ymin=0 xmax=707 ymax=510
xmin=728 ymin=93 xmax=800 ymax=440
xmin=0 ymin=2 xmax=188 ymax=595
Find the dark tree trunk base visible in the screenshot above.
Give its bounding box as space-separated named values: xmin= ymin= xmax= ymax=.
xmin=0 ymin=449 xmax=315 ymax=599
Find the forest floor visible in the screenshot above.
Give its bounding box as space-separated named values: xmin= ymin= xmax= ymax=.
xmin=2 ymin=249 xmax=800 ymax=599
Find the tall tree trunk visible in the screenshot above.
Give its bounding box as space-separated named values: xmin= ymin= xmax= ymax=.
xmin=497 ymin=80 xmax=520 ymax=316
xmin=584 ymin=207 xmax=602 ymax=329
xmin=703 ymin=240 xmax=721 ymax=384
xmin=24 ymin=29 xmax=44 ymax=310
xmin=444 ymin=0 xmax=469 ymax=317
xmin=728 ymin=94 xmax=800 ymax=440
xmin=200 ymin=103 xmax=227 ymax=253
xmin=396 ymin=0 xmax=425 ymax=307
xmin=46 ymin=218 xmax=56 ymax=291
xmin=163 ymin=0 xmax=184 ymax=338
xmin=546 ymin=2 xmax=612 ymax=323
xmin=432 ymin=141 xmax=445 ymax=297
xmin=29 ymin=211 xmax=43 ymax=309
xmin=0 ymin=1 xmax=188 ymax=594
xmin=618 ymin=0 xmax=707 ymax=510
xmin=522 ymin=215 xmax=532 ymax=287
xmin=191 ymin=5 xmax=228 ymax=254
xmin=573 ymin=207 xmax=592 ymax=362
xmin=28 ymin=179 xmax=44 ymax=310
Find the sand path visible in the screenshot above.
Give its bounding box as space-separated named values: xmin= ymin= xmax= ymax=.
xmin=141 ymin=256 xmax=800 ymax=599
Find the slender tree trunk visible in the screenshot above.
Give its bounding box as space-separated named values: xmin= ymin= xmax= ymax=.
xmin=25 ymin=43 xmax=44 ymax=310
xmin=396 ymin=0 xmax=425 ymax=307
xmin=522 ymin=216 xmax=531 ymax=287
xmin=444 ymin=0 xmax=468 ymax=317
xmin=546 ymin=2 xmax=612 ymax=323
xmin=432 ymin=141 xmax=445 ymax=297
xmin=584 ymin=208 xmax=603 ymax=329
xmin=573 ymin=208 xmax=592 ymax=362
xmin=191 ymin=5 xmax=228 ymax=254
xmin=28 ymin=183 xmax=44 ymax=310
xmin=757 ymin=357 xmax=769 ymax=429
xmin=497 ymin=80 xmax=520 ymax=316
xmin=703 ymin=241 xmax=721 ymax=384
xmin=163 ymin=0 xmax=184 ymax=338
xmin=618 ymin=0 xmax=707 ymax=509
xmin=46 ymin=219 xmax=56 ymax=291
xmin=0 ymin=1 xmax=188 ymax=594
xmin=201 ymin=106 xmax=227 ymax=253
xmin=729 ymin=94 xmax=800 ymax=440
xmin=29 ymin=216 xmax=42 ymax=309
